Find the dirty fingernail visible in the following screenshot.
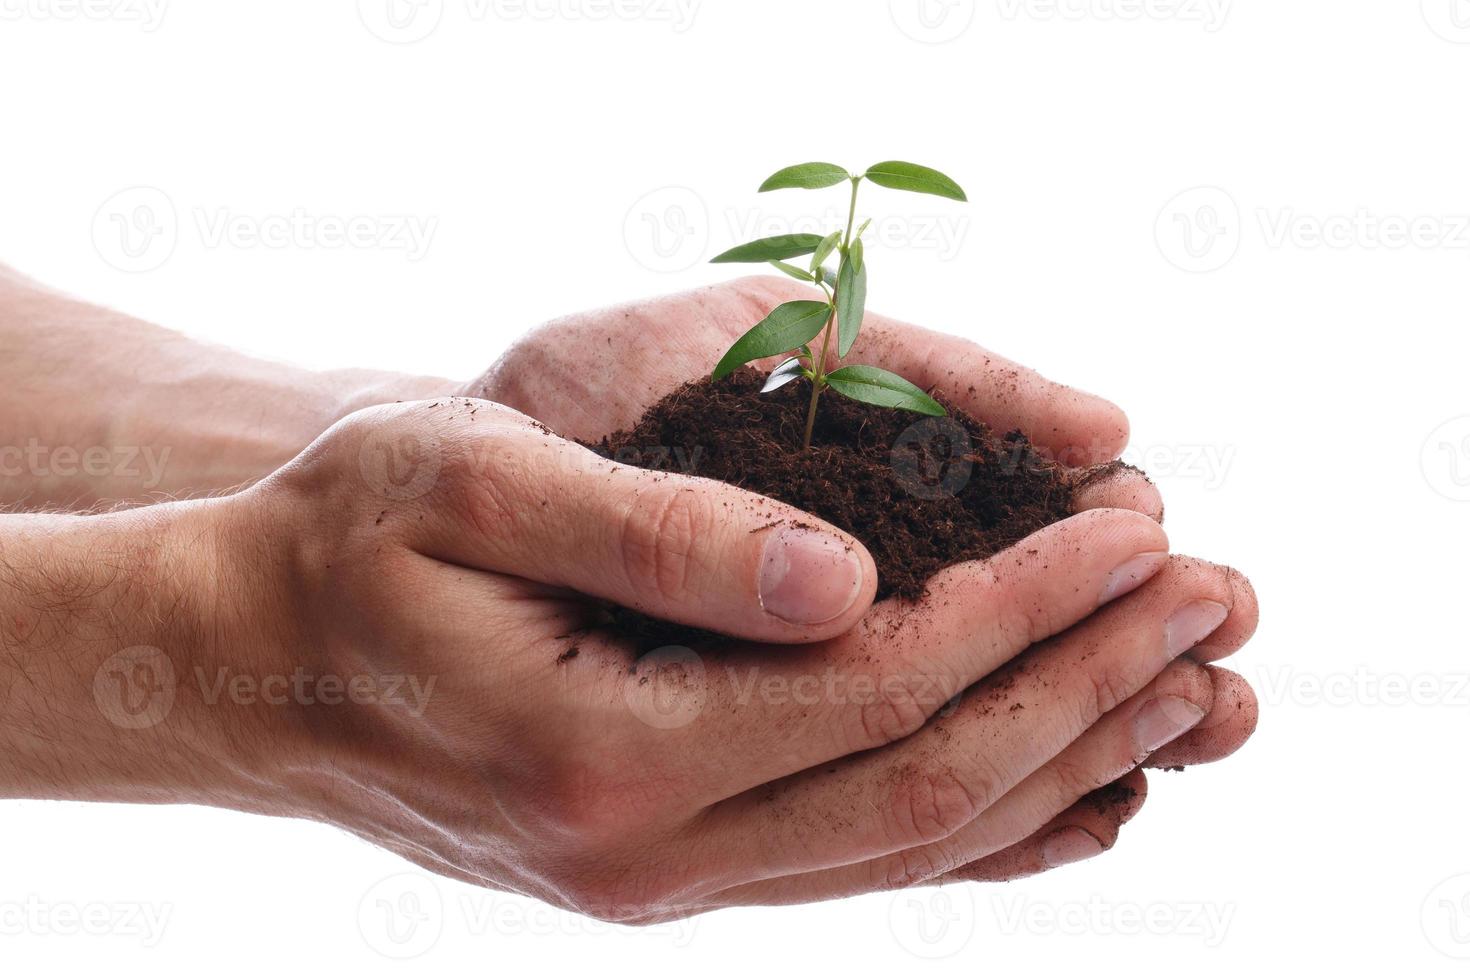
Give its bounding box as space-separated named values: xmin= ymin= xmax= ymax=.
xmin=759 ymin=526 xmax=864 ymax=626
xmin=1042 ymin=827 xmax=1105 ymax=868
xmin=1164 ymin=599 xmax=1229 ymax=658
xmin=1099 ymin=551 xmax=1168 ymax=604
xmin=1133 ymin=696 xmax=1207 ymax=754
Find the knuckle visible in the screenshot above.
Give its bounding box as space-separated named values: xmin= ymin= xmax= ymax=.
xmin=875 ymin=847 xmax=947 ymax=892
xmin=1081 ymin=660 xmax=1134 ymax=724
xmin=617 ymin=487 xmax=711 ymax=603
xmin=854 ymin=672 xmax=935 ymax=748
xmin=885 ymin=768 xmax=986 ymax=847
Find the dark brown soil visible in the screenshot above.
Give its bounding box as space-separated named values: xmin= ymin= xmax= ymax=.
xmin=1080 ymin=780 xmax=1139 ymax=815
xmin=587 ymin=369 xmax=1122 ymax=650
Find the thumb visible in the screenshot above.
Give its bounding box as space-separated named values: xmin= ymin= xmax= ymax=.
xmin=413 ymin=410 xmax=878 ymax=643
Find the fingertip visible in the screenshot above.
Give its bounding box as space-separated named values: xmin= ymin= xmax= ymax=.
xmin=754 ymin=522 xmax=877 ymax=641
xmin=1070 ymin=463 xmax=1164 ymax=524
xmin=1145 ymin=665 xmax=1259 ymax=769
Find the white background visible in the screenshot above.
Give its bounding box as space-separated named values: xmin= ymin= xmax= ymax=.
xmin=3 ymin=0 xmax=1469 ymax=975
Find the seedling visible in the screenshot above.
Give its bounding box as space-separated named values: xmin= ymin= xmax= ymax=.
xmin=711 ymin=160 xmax=967 ymax=450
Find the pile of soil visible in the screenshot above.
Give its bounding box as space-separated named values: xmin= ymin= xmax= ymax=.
xmin=588 ymin=368 xmax=1120 ymax=649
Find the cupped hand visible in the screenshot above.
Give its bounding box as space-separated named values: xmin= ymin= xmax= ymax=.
xmin=196 ymin=397 xmax=1255 ymax=921
xmin=458 ymin=277 xmax=1258 ymax=868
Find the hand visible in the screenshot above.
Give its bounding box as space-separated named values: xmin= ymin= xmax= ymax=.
xmin=3 ymin=397 xmax=1252 ymax=921
xmin=461 ymin=276 xmax=1259 ymax=873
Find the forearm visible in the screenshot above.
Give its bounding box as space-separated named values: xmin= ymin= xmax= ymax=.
xmin=0 ymin=266 xmax=454 ymax=510
xmin=0 ymin=503 xmax=263 ymax=808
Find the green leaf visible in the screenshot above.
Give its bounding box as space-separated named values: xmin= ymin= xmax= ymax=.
xmin=818 ymin=266 xmax=838 ymax=288
xmin=810 ymin=231 xmax=841 ymax=273
xmin=711 ymin=233 xmax=826 ymax=264
xmin=768 ymin=260 xmax=814 ymax=282
xmin=835 ymin=248 xmax=867 ymax=358
xmin=853 ymin=218 xmax=872 ymax=241
xmin=759 ymin=162 xmax=851 ymax=192
xmin=712 ymin=301 xmax=832 ymax=381
xmin=864 ymin=161 xmax=967 ymax=202
xmin=761 ymin=356 xmax=807 ymax=393
xmin=824 ymin=365 xmax=946 ymax=416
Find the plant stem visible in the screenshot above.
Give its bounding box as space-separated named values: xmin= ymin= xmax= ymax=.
xmin=802 ymin=307 xmax=835 ymax=450
xmin=801 ymin=176 xmax=863 ymax=451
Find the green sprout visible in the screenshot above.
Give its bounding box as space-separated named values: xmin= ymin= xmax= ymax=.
xmin=711 ymin=160 xmax=968 ymax=450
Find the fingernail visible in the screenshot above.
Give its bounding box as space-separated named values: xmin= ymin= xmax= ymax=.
xmin=1164 ymin=600 xmax=1229 ymax=658
xmin=1041 ymin=827 xmax=1105 ymax=868
xmin=1133 ymin=696 xmax=1207 ymax=754
xmin=1099 ymin=551 xmax=1168 ymax=604
xmin=759 ymin=526 xmax=864 ymax=626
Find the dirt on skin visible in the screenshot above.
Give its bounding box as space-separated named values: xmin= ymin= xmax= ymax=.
xmin=587 ymin=369 xmax=1130 ymax=650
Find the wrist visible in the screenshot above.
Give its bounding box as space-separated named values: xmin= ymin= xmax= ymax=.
xmin=0 ymin=500 xmax=272 ymax=809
